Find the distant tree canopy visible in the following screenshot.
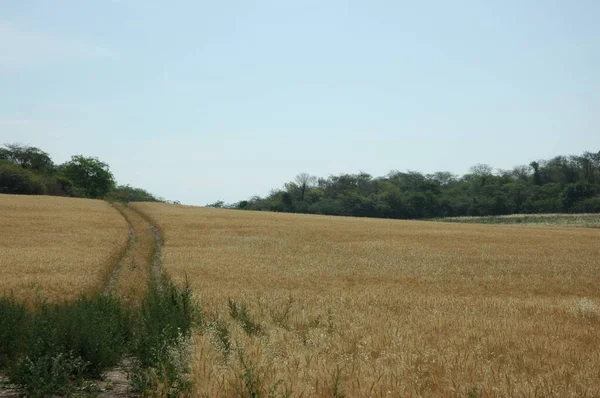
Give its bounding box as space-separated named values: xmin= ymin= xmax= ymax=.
xmin=0 ymin=143 xmax=161 ymax=202
xmin=0 ymin=144 xmax=54 ymax=173
xmin=232 ymin=150 xmax=600 ymax=218
xmin=105 ymin=185 xmax=162 ymax=203
xmin=60 ymin=155 xmax=116 ymax=199
xmin=0 ymin=160 xmax=46 ymax=195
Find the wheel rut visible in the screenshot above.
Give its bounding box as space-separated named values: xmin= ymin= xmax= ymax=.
xmin=103 ymin=223 xmax=135 ymax=297
xmin=149 ymin=226 xmax=164 ymax=284
xmin=108 ymin=203 xmax=160 ymax=304
xmin=125 ymin=204 xmax=165 ymax=286
xmin=96 ymin=203 xmax=165 ymax=397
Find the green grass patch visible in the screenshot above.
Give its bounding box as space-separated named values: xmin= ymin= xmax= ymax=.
xmin=0 ymin=277 xmax=198 ymax=397
xmin=433 ymin=213 xmax=600 ymax=228
xmin=131 ymin=276 xmax=198 ymax=396
xmin=0 ymin=295 xmax=131 ymax=396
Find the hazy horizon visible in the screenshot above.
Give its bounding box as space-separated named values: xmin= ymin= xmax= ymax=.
xmin=2 ymin=1 xmax=599 ymax=205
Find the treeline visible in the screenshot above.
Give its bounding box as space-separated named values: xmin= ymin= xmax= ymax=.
xmin=224 ymin=150 xmax=600 ymax=219
xmin=0 ymin=143 xmax=160 ymax=203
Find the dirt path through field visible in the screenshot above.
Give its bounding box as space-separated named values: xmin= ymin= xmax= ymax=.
xmin=108 ymin=203 xmax=158 ymax=304
xmin=149 ymin=226 xmax=164 ymax=284
xmin=103 ymin=222 xmax=135 ymax=297
xmin=94 ymin=203 xmax=168 ymax=396
xmin=124 ymin=204 xmax=165 ymax=285
xmin=94 ymin=203 xmax=164 ymax=396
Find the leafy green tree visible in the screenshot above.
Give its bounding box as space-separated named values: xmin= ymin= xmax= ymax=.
xmin=294 ymin=173 xmax=317 ymax=202
xmin=1 ymin=144 xmax=54 ymax=173
xmin=308 ymin=198 xmax=345 ymax=216
xmin=206 ymin=200 xmax=225 ymax=208
xmin=43 ymin=175 xmax=85 ymax=197
xmin=0 ymin=147 xmax=10 ymax=161
xmin=233 ymin=150 xmax=600 ymax=220
xmin=106 ymin=185 xmax=161 ymax=203
xmin=542 ymin=156 xmax=578 ymax=185
xmin=571 ymin=197 xmax=600 ymax=213
xmin=281 ymin=192 xmax=293 ymax=208
xmin=561 ymin=182 xmax=596 ymax=210
xmin=529 ymin=161 xmax=542 ymax=185
xmin=429 ymin=171 xmax=458 ymax=187
xmin=60 ymin=156 xmax=116 ymax=199
xmin=576 ymin=151 xmax=600 ymax=183
xmin=235 ymin=200 xmax=249 ymax=209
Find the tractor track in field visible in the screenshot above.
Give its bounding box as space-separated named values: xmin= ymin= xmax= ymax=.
xmin=103 ymin=222 xmax=135 ymax=297
xmin=126 ymin=204 xmax=165 ymax=285
xmin=107 ymin=203 xmax=165 ymax=296
xmin=149 ymin=226 xmax=164 ymax=284
xmin=94 ymin=203 xmax=165 ymax=397
xmin=0 ymin=203 xmax=166 ymax=398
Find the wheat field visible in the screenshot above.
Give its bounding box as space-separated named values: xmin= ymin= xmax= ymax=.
xmin=0 ymin=194 xmax=129 ymax=304
xmin=131 ymin=203 xmax=600 ymax=397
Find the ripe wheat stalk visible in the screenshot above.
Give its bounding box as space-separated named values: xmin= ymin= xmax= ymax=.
xmin=132 ymin=203 xmax=600 ymax=397
xmin=0 ymin=194 xmax=129 ymax=304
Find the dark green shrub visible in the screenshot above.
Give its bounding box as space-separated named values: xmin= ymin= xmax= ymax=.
xmin=59 ymin=155 xmax=116 ymax=199
xmin=0 ymin=297 xmax=29 ymax=368
xmin=43 ymin=175 xmax=86 ymax=197
xmin=0 ymin=160 xmax=46 ymax=195
xmin=571 ymin=196 xmax=600 ymax=213
xmin=0 ymin=144 xmax=54 ymax=174
xmin=134 ymin=278 xmax=195 ymax=366
xmin=131 ymin=277 xmax=197 ymax=396
xmin=0 ymin=278 xmax=199 ymax=396
xmin=62 ymin=296 xmax=132 ymax=376
xmin=10 ymin=296 xmax=132 ymax=379
xmin=561 ymin=182 xmax=597 ymax=210
xmin=10 ymin=352 xmax=87 ymax=398
xmin=105 ymin=185 xmax=162 ymax=203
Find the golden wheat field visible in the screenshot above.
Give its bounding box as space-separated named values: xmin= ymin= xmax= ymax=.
xmin=0 ymin=194 xmax=129 ymax=304
xmin=131 ymin=203 xmax=600 ymax=397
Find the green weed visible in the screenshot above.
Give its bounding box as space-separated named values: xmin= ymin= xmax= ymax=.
xmin=228 ymin=299 xmax=264 ymax=337
xmin=0 ymin=277 xmax=198 ymax=397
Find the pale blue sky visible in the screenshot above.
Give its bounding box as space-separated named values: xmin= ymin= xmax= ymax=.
xmin=1 ymin=1 xmax=598 ymax=205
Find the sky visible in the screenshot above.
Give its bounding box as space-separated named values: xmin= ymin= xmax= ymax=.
xmin=1 ymin=1 xmax=599 ymax=205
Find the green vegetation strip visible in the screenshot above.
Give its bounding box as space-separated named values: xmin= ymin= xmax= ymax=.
xmin=434 ymin=213 xmax=600 ymax=228
xmin=0 ymin=276 xmax=197 ymax=397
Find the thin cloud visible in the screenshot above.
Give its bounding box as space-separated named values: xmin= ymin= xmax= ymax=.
xmin=0 ymin=20 xmax=115 ymax=67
